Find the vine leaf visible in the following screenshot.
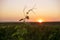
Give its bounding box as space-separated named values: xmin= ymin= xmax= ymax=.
xmin=25 ymin=16 xmax=29 ymax=19
xmin=19 ymin=19 xmax=23 ymax=21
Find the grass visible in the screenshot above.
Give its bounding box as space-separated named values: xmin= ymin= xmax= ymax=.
xmin=0 ymin=22 xmax=60 ymax=40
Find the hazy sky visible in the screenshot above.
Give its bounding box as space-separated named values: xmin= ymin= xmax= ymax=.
xmin=0 ymin=0 xmax=60 ymax=22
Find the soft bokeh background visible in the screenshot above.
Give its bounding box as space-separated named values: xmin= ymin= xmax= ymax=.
xmin=0 ymin=0 xmax=60 ymax=22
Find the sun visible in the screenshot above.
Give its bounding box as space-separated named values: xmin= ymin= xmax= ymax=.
xmin=38 ymin=19 xmax=44 ymax=23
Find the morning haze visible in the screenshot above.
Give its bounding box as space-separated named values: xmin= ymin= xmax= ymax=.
xmin=0 ymin=0 xmax=60 ymax=22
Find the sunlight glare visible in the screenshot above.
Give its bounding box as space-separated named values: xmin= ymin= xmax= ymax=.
xmin=38 ymin=19 xmax=44 ymax=23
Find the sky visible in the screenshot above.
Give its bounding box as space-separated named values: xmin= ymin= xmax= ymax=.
xmin=0 ymin=0 xmax=60 ymax=22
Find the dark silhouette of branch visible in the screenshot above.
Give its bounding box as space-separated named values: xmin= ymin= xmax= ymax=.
xmin=19 ymin=5 xmax=36 ymax=22
xmin=23 ymin=6 xmax=26 ymax=16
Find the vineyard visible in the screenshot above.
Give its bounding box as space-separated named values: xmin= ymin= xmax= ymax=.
xmin=0 ymin=22 xmax=60 ymax=40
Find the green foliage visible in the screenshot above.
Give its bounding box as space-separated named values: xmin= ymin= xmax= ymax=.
xmin=0 ymin=22 xmax=60 ymax=40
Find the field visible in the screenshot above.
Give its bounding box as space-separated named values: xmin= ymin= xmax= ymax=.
xmin=0 ymin=22 xmax=60 ymax=40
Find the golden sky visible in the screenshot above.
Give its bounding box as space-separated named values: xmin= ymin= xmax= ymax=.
xmin=0 ymin=0 xmax=60 ymax=22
